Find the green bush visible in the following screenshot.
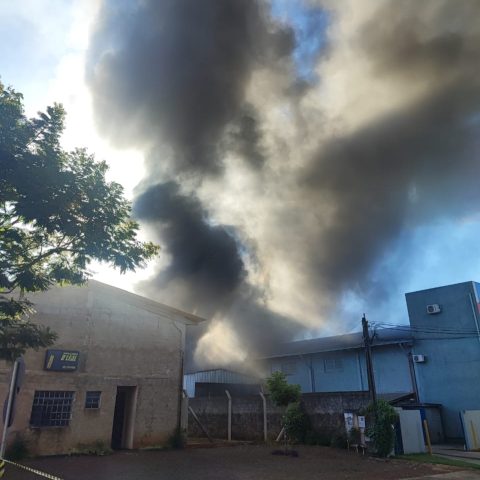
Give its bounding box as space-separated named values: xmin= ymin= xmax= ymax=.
xmin=283 ymin=402 xmax=311 ymax=443
xmin=266 ymin=372 xmax=301 ymax=407
xmin=366 ymin=399 xmax=398 ymax=457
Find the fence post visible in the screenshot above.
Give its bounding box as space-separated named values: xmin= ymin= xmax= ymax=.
xmin=259 ymin=392 xmax=268 ymax=442
xmin=225 ymin=390 xmax=232 ymax=441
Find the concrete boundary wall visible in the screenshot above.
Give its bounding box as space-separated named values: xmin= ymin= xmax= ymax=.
xmin=188 ymin=391 xmax=371 ymax=441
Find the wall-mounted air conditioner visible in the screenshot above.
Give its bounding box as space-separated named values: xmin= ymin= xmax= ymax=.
xmin=412 ymin=354 xmax=426 ymax=363
xmin=426 ymin=304 xmax=441 ymax=314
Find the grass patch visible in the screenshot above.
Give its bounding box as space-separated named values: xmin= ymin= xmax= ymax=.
xmin=397 ymin=453 xmax=480 ymax=471
xmin=70 ymin=440 xmax=113 ymax=456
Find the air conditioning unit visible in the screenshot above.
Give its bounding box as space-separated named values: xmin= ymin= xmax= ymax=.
xmin=426 ymin=304 xmax=441 ymax=314
xmin=413 ymin=354 xmax=426 ymax=363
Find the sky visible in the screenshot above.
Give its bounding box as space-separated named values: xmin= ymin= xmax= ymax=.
xmin=2 ymin=0 xmax=480 ymax=368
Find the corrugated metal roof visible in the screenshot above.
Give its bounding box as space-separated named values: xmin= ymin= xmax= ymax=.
xmin=260 ymin=327 xmax=413 ymax=359
xmin=183 ymin=368 xmax=261 ymax=397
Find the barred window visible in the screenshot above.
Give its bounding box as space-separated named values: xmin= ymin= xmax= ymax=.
xmin=30 ymin=391 xmax=74 ymax=427
xmin=85 ymin=391 xmax=101 ymax=409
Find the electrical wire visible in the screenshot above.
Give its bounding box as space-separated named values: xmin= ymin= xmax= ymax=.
xmin=376 ymin=322 xmax=480 ymax=335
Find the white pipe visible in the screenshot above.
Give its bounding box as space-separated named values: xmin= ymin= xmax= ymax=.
xmin=0 ymin=359 xmax=19 ymax=457
xmin=276 ymin=427 xmax=285 ymax=442
xmin=225 ymin=390 xmax=232 ymax=441
xmin=259 ymin=392 xmax=267 ymax=442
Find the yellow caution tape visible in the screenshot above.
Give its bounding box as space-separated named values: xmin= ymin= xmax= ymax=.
xmin=0 ymin=458 xmax=63 ymax=480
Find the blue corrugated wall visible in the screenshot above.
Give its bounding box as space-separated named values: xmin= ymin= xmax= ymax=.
xmin=406 ymin=281 xmax=480 ymax=440
xmin=265 ymin=344 xmax=412 ymax=395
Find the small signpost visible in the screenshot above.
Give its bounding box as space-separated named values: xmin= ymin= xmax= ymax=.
xmin=1 ymin=357 xmax=25 ymax=458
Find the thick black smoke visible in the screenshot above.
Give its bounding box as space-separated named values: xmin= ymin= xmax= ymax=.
xmin=87 ymin=0 xmax=293 ymax=176
xmin=133 ymin=182 xmax=245 ymax=309
xmin=87 ymin=0 xmax=299 ymax=366
xmin=87 ymin=0 xmax=480 ymax=365
xmin=300 ymin=0 xmax=480 ymax=301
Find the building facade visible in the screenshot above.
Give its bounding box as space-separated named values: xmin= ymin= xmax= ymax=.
xmin=183 ymin=368 xmax=261 ymax=398
xmin=259 ymin=281 xmax=480 ymax=442
xmin=0 ymin=281 xmax=204 ymax=456
xmin=407 ymin=281 xmax=480 ymax=440
xmin=260 ymin=328 xmax=415 ymax=396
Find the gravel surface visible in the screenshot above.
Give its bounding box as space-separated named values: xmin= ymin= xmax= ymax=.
xmin=5 ymin=444 xmax=458 ymax=480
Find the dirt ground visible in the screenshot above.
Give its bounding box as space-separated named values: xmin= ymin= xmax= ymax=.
xmin=4 ymin=444 xmax=465 ymax=480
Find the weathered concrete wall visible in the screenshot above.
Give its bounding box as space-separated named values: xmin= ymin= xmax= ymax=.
xmin=188 ymin=391 xmax=371 ymax=441
xmin=0 ymin=281 xmax=193 ymax=456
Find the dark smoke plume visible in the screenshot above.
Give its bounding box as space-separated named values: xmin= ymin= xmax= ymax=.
xmin=87 ymin=0 xmax=480 ymax=366
xmin=87 ymin=0 xmax=293 ymax=176
xmin=133 ymin=182 xmax=246 ymax=309
xmin=300 ymin=0 xmax=480 ymax=300
xmin=87 ymin=0 xmax=300 ymax=367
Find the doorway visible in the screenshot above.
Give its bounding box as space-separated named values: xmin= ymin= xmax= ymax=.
xmin=111 ymin=386 xmax=137 ymax=450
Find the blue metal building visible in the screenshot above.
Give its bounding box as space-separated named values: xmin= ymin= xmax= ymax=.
xmin=185 ymin=281 xmax=480 ymax=442
xmin=406 ymin=281 xmax=480 ymax=440
xmin=260 ymin=328 xmax=415 ymax=396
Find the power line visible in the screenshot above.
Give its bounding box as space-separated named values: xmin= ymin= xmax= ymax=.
xmin=376 ymin=323 xmax=480 ymax=336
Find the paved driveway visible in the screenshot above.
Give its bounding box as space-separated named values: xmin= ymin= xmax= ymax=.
xmin=4 ymin=445 xmax=479 ymax=480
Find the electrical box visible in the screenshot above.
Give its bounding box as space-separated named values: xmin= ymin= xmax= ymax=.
xmin=412 ymin=354 xmax=426 ymax=363
xmin=426 ymin=304 xmax=441 ymax=314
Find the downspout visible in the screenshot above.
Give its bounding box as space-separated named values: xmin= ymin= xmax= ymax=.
xmin=225 ymin=390 xmax=232 ymax=441
xmin=401 ymin=343 xmax=420 ymax=402
xmin=468 ymin=291 xmax=480 ymax=346
xmin=172 ymin=320 xmax=185 ymax=431
xmin=356 ymin=351 xmax=365 ymax=391
xmin=259 ymin=391 xmax=268 ymax=442
xmin=299 ymin=354 xmax=315 ymax=392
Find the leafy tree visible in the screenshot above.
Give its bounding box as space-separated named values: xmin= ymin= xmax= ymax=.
xmin=0 ymin=81 xmax=159 ymax=360
xmin=266 ymin=372 xmax=303 ymax=448
xmin=266 ymin=371 xmax=301 ymax=407
xmin=283 ymin=401 xmax=311 ymax=444
xmin=365 ymin=399 xmax=398 ymax=457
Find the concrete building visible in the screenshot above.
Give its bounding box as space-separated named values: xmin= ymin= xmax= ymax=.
xmin=406 ymin=281 xmax=480 ymax=440
xmin=0 ymin=280 xmax=205 ymax=456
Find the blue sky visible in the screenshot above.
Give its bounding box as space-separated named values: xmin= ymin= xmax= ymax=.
xmin=270 ymin=0 xmax=328 ymax=82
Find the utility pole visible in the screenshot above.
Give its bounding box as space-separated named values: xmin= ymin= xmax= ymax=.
xmin=362 ymin=314 xmax=377 ymax=407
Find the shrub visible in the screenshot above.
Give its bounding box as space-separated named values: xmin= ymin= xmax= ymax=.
xmin=365 ymin=399 xmax=398 ymax=457
xmin=283 ymin=402 xmax=311 ymax=443
xmin=266 ymin=372 xmax=301 ymax=407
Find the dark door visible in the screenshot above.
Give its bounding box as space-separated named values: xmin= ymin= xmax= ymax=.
xmin=111 ymin=388 xmax=127 ymax=449
xmin=111 ymin=386 xmax=137 ymax=449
